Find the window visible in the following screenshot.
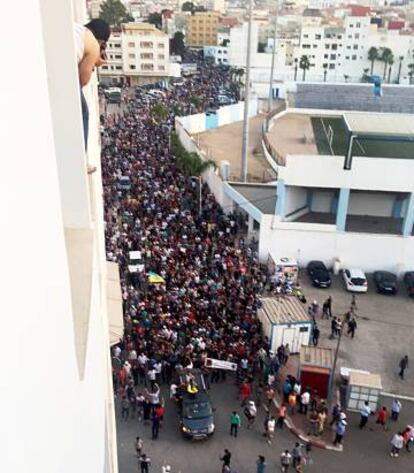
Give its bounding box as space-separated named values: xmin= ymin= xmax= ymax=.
xmin=304 ymin=34 xmax=309 ymax=38
xmin=324 ymin=53 xmax=328 ymax=58
xmin=109 ymin=54 xmax=113 ymax=59
xmin=313 ymin=44 xmax=317 ymax=48
xmin=329 ymin=63 xmax=335 ymax=69
xmin=115 ymin=66 xmax=122 ymax=70
xmin=347 ymin=45 xmax=351 ymax=49
xmin=352 ymin=54 xmax=357 ymax=60
xmin=353 ymin=45 xmax=358 ymax=50
xmin=158 ymin=43 xmax=165 ymax=48
xmin=349 ymin=24 xmax=354 ymax=28
xmin=355 ymin=33 xmax=360 ymax=39
xmin=129 ymin=64 xmax=136 ymax=70
xmin=140 ymin=53 xmax=153 ymax=59
xmin=332 ymin=44 xmax=338 ymax=50
xmin=302 ymin=44 xmax=311 ymax=49
xmin=129 ymin=53 xmax=135 ymax=59
xmin=326 ymin=33 xmax=331 ymax=38
xmin=140 ymin=42 xmax=153 ymax=48
xmin=356 ymin=22 xmax=361 ymax=28
xmin=141 ymin=63 xmax=154 ymax=71
xmin=101 ymin=65 xmax=108 ymax=70
xmin=114 ymin=44 xmax=121 ymax=48
xmin=158 ymin=54 xmax=165 ymax=60
xmin=337 ymin=35 xmax=342 ymax=39
xmin=345 ymin=56 xmax=350 ymax=60
xmin=115 ymin=55 xmax=122 ymax=59
xmin=159 ymin=65 xmax=165 ymax=71
xmin=325 ymin=44 xmax=330 ymax=49
xmin=128 ymin=42 xmax=135 ymax=47
xmin=315 ymin=34 xmax=321 ymax=39
xmin=330 ymin=54 xmax=336 ymax=60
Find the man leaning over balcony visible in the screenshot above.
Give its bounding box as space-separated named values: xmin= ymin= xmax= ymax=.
xmin=74 ymin=19 xmax=110 ymax=164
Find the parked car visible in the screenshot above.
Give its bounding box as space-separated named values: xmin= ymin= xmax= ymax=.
xmin=342 ymin=268 xmax=368 ymax=293
xmin=307 ymin=261 xmax=331 ymax=288
xmin=373 ymin=271 xmax=398 ymax=294
xmin=177 ymin=369 xmax=215 ymax=440
xmin=403 ymin=271 xmax=414 ymax=297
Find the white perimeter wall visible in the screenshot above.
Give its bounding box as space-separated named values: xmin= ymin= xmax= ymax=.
xmin=259 ymin=219 xmax=414 ymax=273
xmin=348 ymin=192 xmax=394 ymax=217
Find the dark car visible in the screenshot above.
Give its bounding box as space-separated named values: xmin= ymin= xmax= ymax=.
xmin=307 ymin=261 xmax=331 ymax=288
xmin=373 ymin=271 xmax=398 ymax=295
xmin=177 ymin=369 xmax=215 ymax=440
xmin=403 ymin=271 xmax=414 ymax=297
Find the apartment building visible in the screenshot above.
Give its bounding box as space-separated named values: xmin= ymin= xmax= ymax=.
xmin=2 ymin=0 xmax=122 ymax=472
xmin=186 ymin=11 xmax=220 ymax=47
xmin=100 ymin=23 xmax=171 ymax=85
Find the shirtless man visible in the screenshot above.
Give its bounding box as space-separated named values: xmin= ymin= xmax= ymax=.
xmin=74 ymin=19 xmax=110 ymax=154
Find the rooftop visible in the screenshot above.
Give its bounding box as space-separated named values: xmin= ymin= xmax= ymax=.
xmin=229 ymin=183 xmax=276 ymax=214
xmin=258 ymin=296 xmax=311 ymax=325
xmin=300 ymin=346 xmax=334 ymax=369
xmin=343 ymin=112 xmax=414 ymax=138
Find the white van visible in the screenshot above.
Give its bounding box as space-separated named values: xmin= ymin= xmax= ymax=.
xmin=128 ymin=251 xmax=145 ymax=273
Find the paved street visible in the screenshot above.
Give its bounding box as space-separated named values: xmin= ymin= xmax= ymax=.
xmin=298 ymin=271 xmax=414 ymax=396
xmin=117 ymin=379 xmax=414 ymax=473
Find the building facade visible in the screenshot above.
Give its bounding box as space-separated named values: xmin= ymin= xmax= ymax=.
xmin=100 ymin=23 xmax=171 ymax=85
xmin=2 ymin=0 xmax=122 ymax=472
xmin=186 ymin=11 xmax=220 ymax=47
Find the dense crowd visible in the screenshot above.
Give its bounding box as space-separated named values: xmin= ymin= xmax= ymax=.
xmin=101 ymin=62 xmax=267 ymax=398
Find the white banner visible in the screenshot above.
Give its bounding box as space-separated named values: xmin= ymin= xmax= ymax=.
xmin=205 ymin=358 xmax=238 ymax=371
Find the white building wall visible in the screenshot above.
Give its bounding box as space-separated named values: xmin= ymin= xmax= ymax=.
xmin=311 ymin=190 xmax=335 ymax=212
xmin=348 ymin=192 xmax=394 ymax=217
xmin=285 ymin=186 xmax=307 ymax=215
xmin=1 ymin=2 xmax=118 ymax=473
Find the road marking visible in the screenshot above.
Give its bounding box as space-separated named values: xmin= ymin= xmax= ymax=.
xmin=382 ymin=392 xmax=414 ymax=402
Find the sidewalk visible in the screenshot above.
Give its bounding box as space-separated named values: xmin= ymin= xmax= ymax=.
xmin=271 ymin=355 xmax=343 ymax=452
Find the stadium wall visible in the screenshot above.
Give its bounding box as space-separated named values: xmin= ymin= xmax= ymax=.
xmin=293 ymin=83 xmax=414 ymax=113
xmin=259 ymin=221 xmax=414 ymax=273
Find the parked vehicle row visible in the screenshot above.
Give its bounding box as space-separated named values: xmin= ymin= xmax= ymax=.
xmin=306 ymin=260 xmax=414 ymax=297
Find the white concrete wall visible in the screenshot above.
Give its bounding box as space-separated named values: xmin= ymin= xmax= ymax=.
xmin=1 ymin=3 xmax=118 ymax=473
xmin=259 ymin=220 xmax=414 ymax=273
xmin=348 ymin=192 xmax=394 ymax=217
xmin=285 ymin=186 xmax=307 ymax=216
xmin=312 ymin=190 xmax=335 ymax=213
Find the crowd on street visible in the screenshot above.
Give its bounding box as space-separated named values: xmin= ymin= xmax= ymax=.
xmin=100 ymin=57 xmax=413 ymax=472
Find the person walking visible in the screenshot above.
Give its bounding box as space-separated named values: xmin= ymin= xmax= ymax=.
xmin=311 ymin=324 xmax=320 ymax=346
xmin=135 ymin=436 xmax=143 ymax=457
xmin=322 ymin=297 xmax=332 ymax=318
xmin=288 ymin=391 xmax=297 ymax=416
xmin=308 ymin=410 xmax=319 ymax=436
xmin=277 ymin=403 xmax=287 ymax=429
xmin=359 ymin=401 xmax=371 ymax=429
xmin=266 ymin=416 xmax=276 ymax=444
xmin=280 ymin=450 xmax=292 ymax=472
xmin=220 ymin=449 xmax=231 ymax=473
xmin=292 ymin=443 xmax=303 ymax=469
xmin=318 ymin=409 xmax=327 ymax=436
xmin=299 ymin=390 xmax=310 ymax=415
xmin=256 ymin=455 xmax=266 ymax=473
xmin=333 ymin=419 xmax=346 ymax=446
xmin=139 ymin=454 xmax=151 ymax=473
xmin=230 ymin=411 xmax=241 ymax=437
xmin=391 ymin=398 xmax=402 ymax=421
xmin=390 ymin=432 xmax=404 ymax=457
xmin=244 ymin=400 xmax=257 ymax=429
xmin=121 ymin=395 xmax=130 ymax=421
xmin=330 ymin=317 xmax=337 ymax=339
xmin=240 ymin=380 xmax=251 ymax=406
xmin=376 ymin=406 xmax=388 ymax=431
xmin=151 ymin=413 xmax=160 ymax=439
xmin=402 ymin=426 xmax=413 ymax=452
xmin=399 ymin=355 xmax=409 ymax=380
xmin=347 ymin=317 xmax=357 ymax=338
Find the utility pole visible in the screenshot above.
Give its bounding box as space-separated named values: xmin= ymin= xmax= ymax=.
xmin=240 ymin=0 xmax=254 ymax=183
xmin=267 ymin=0 xmax=278 ymax=122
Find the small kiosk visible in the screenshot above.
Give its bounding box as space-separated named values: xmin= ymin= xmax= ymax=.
xmin=299 ymin=346 xmax=334 ymax=399
xmin=267 ymin=255 xmax=299 ymax=285
xmin=258 ymin=297 xmax=312 ymax=353
xmin=346 ymin=371 xmax=382 ymax=413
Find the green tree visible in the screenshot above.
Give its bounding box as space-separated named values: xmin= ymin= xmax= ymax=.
xmin=362 ymin=67 xmax=370 ymax=82
xmin=381 ymin=48 xmax=393 ymax=80
xmin=147 ymin=12 xmax=162 ymax=29
xmin=299 ymin=55 xmax=310 ymax=81
xmin=181 ymin=1 xmax=195 ymax=12
xmin=190 ymin=95 xmax=204 ymax=109
xmin=151 ymin=103 xmax=169 ymax=122
xmin=397 ymin=55 xmax=404 ymax=83
xmin=409 ymin=63 xmax=414 ymax=85
xmin=99 ymin=0 xmax=133 ymax=26
xmin=387 ymin=55 xmax=394 ymax=83
xmin=368 ymin=46 xmax=378 ymax=75
xmin=170 ymin=31 xmax=186 ymax=56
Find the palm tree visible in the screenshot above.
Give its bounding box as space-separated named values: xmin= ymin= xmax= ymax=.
xmin=381 ymin=48 xmax=393 ymax=80
xmin=387 ymin=55 xmax=394 ymax=83
xmin=299 ymin=55 xmax=310 ymax=81
xmin=368 ymin=46 xmax=378 ymax=75
xmin=294 ymin=58 xmax=298 ymax=81
xmin=323 ymin=64 xmax=328 ymax=82
xmin=397 ymin=55 xmax=404 ymax=84
xmin=408 ymin=63 xmax=414 ymax=85
xmin=362 ymin=68 xmax=370 ymax=82
xmin=182 ymin=152 xmax=217 ymax=176
xmin=151 ymin=103 xmax=169 ymax=122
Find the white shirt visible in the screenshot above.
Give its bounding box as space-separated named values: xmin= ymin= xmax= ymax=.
xmin=267 ymin=419 xmax=276 ymax=433
xmin=301 ymin=392 xmax=310 ymax=405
